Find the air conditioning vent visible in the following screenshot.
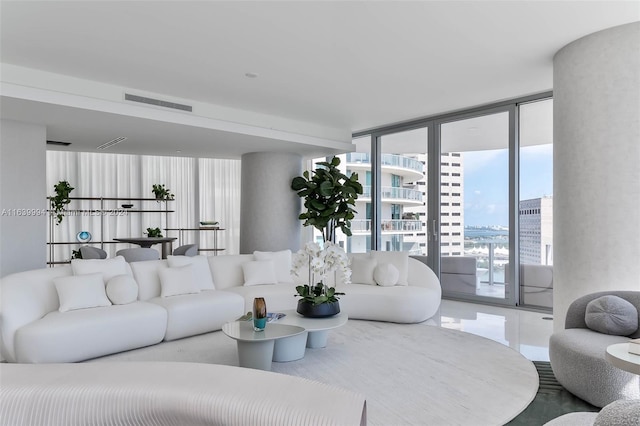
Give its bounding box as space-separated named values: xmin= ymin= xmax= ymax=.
xmin=125 ymin=93 xmax=193 ymax=112
xmin=97 ymin=136 xmax=127 ymax=150
xmin=46 ymin=140 xmax=72 ymax=146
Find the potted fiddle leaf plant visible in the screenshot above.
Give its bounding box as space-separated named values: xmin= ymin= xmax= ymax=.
xmin=50 ymin=180 xmax=74 ymax=225
xmin=291 ymin=156 xmax=363 ymax=242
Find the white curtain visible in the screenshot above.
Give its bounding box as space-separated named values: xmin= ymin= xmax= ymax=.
xmin=198 ymin=158 xmax=241 ymax=255
xmin=46 ymin=151 xmax=241 ymax=262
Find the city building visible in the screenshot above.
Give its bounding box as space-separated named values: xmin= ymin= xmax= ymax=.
xmin=520 ymin=196 xmax=554 ymax=265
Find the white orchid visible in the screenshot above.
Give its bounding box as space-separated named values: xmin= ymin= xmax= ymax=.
xmin=291 ymin=241 xmax=351 ymax=285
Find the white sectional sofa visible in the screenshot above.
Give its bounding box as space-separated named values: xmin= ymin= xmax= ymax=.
xmin=0 ymin=250 xmax=441 ymax=364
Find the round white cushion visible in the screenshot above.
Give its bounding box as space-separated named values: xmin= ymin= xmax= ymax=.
xmin=106 ymin=274 xmax=139 ymax=305
xmin=374 ymin=263 xmax=400 ymax=287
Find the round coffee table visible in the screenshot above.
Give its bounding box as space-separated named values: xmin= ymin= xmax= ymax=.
xmin=222 ymin=321 xmax=306 ymax=370
xmin=606 ymin=343 xmax=640 ymax=375
xmin=276 ymin=310 xmax=348 ymax=349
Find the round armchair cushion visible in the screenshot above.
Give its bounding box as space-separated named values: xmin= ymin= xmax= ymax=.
xmin=585 ymin=295 xmax=639 ymax=336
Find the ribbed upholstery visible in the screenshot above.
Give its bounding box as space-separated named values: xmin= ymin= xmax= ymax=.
xmin=0 ymin=362 xmax=366 ymax=426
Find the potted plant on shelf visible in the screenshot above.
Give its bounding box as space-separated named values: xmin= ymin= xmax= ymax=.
xmin=50 ymin=180 xmax=74 ymax=225
xmin=291 ymin=241 xmax=351 ymax=318
xmin=145 ymin=227 xmax=163 ymax=238
xmin=152 ymin=184 xmax=174 ymax=201
xmin=291 ymin=156 xmax=363 ymax=242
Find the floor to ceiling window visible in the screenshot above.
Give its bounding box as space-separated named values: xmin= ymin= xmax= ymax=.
xmin=517 ymin=98 xmax=554 ymax=309
xmin=351 ymin=92 xmax=552 ymax=308
xmin=440 ymin=109 xmax=512 ymax=303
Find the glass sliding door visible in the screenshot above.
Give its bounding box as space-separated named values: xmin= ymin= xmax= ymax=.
xmin=324 ymin=136 xmax=372 ymax=253
xmin=518 ymin=98 xmax=553 ymax=309
xmin=378 ymin=126 xmax=431 ymax=258
xmin=439 ymin=108 xmax=515 ymax=304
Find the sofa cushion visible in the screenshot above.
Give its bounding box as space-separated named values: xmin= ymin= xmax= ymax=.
xmin=370 ymin=251 xmax=409 ymax=285
xmin=374 ymin=263 xmax=400 ymax=287
xmin=350 ymin=256 xmax=377 ymax=285
xmin=167 ymin=255 xmax=215 ymax=290
xmin=338 ymin=284 xmax=438 ymax=323
xmin=585 ymin=295 xmax=639 ymax=336
xmin=149 ymin=291 xmax=244 ymax=341
xmin=71 ymin=256 xmax=131 ymax=283
xmin=208 ymin=254 xmax=255 ymax=290
xmin=129 ymin=259 xmax=167 ymax=301
xmin=242 ymin=260 xmax=278 ymax=286
xmin=253 ymin=250 xmax=293 ymax=283
xmin=14 ymin=302 xmax=167 ymax=363
xmin=106 ymin=275 xmax=138 ymax=305
xmin=159 ymin=265 xmax=200 ymax=298
xmin=54 ymin=273 xmax=112 ymax=312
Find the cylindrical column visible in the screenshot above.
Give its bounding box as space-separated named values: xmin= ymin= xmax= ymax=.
xmin=553 ymin=22 xmax=640 ymax=331
xmin=240 ymin=152 xmax=302 ymax=254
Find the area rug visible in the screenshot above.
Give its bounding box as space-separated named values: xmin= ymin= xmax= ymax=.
xmin=91 ymin=319 xmax=538 ymax=425
xmin=506 ymin=361 xmax=599 ymax=425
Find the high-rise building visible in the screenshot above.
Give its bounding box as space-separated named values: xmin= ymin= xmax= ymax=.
xmin=338 ymin=152 xmax=464 ymax=255
xmin=519 ymin=196 xmax=553 ymax=265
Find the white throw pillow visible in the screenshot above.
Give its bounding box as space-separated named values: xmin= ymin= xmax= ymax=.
xmin=159 ymin=265 xmax=200 ymax=297
xmin=374 ymin=263 xmax=400 ymax=287
xmin=106 ymin=274 xmax=138 ymax=305
xmin=253 ymin=250 xmax=293 ymax=283
xmin=54 ymin=273 xmax=112 ymax=312
xmin=242 ymin=260 xmax=278 ymax=286
xmin=71 ymin=256 xmax=130 ymax=283
xmin=370 ymin=251 xmax=409 ymax=285
xmin=350 ymin=257 xmax=378 ymax=285
xmin=167 ymin=255 xmax=215 ymax=290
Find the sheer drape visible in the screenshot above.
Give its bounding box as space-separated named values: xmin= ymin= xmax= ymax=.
xmin=46 ymin=151 xmax=240 ymax=262
xmin=198 ymin=158 xmax=241 ymax=255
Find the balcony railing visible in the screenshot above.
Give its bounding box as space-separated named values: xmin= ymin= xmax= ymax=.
xmin=361 ymin=186 xmax=423 ymax=202
xmin=351 ymin=219 xmax=423 ymax=233
xmin=346 ymin=153 xmax=423 ymax=174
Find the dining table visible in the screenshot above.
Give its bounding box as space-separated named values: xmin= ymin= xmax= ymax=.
xmin=113 ymin=237 xmax=177 ymax=259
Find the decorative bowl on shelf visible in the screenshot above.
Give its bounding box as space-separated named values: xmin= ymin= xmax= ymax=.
xmin=200 ymin=221 xmax=219 ymax=226
xmin=121 ymin=204 xmax=134 ymax=209
xmin=76 ymin=231 xmax=92 ymax=243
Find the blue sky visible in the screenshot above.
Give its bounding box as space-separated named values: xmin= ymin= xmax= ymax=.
xmin=463 ymin=144 xmax=553 ymax=226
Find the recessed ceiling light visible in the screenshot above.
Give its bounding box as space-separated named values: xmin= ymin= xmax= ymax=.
xmin=245 ymin=72 xmax=259 ymax=79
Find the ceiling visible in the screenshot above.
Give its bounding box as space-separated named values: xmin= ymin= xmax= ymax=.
xmin=1 ymin=1 xmax=638 ymax=158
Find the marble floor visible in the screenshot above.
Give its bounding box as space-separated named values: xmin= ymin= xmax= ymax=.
xmin=436 ymin=299 xmax=554 ymax=361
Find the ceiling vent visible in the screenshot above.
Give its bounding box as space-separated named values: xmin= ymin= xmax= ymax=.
xmin=46 ymin=140 xmax=72 ymax=146
xmin=97 ymin=136 xmax=127 ymax=150
xmin=124 ymin=93 xmax=193 ymax=112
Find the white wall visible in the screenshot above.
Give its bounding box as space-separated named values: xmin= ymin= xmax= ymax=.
xmin=240 ymin=152 xmax=302 ymax=253
xmin=0 ymin=119 xmax=47 ymax=277
xmin=553 ymin=22 xmax=640 ymax=330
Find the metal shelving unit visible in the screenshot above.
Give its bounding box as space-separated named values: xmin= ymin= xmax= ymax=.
xmin=47 ymin=197 xmax=174 ymax=266
xmin=164 ymin=227 xmax=225 ymax=255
